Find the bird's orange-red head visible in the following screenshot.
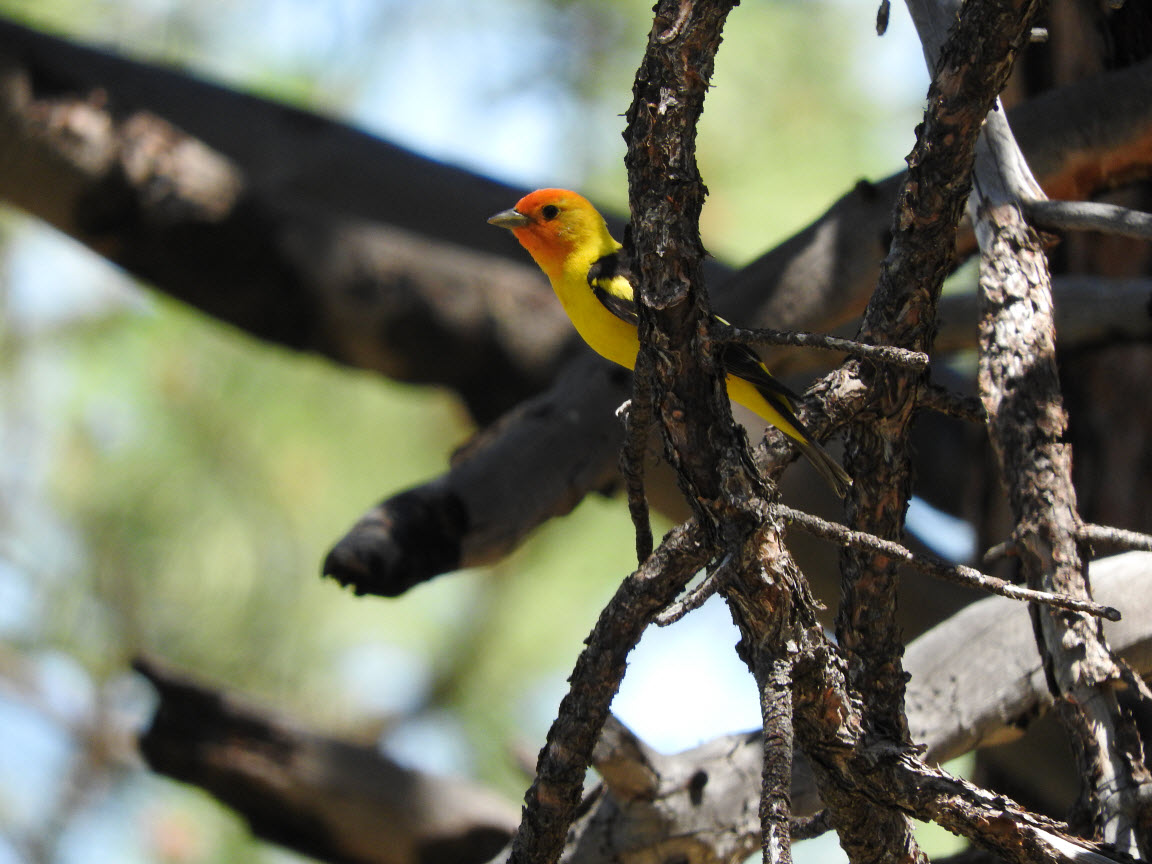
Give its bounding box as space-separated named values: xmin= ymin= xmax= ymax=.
xmin=488 ymin=189 xmax=617 ymax=280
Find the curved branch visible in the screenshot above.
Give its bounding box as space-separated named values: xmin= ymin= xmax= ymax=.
xmin=1022 ymin=199 xmax=1152 ymax=239
xmin=508 ymin=522 xmax=709 ymax=864
xmin=133 ymin=656 xmax=518 ymax=864
xmin=0 ymin=16 xmax=584 ymax=421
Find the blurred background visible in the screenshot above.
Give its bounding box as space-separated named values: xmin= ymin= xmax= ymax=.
xmin=0 ymin=0 xmax=939 ymax=860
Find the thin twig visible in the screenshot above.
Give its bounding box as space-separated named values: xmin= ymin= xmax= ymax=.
xmin=653 ymin=576 xmax=717 ymax=626
xmin=1022 ymin=199 xmax=1152 ymax=240
xmin=653 ymin=553 xmax=730 ymax=626
xmin=620 ymin=354 xmax=656 ymax=563
xmin=776 ymin=504 xmax=1121 ymax=621
xmin=720 ymin=324 xmax=930 ymax=371
xmin=983 ymin=523 xmax=1152 ymax=565
xmin=917 ymin=382 xmax=987 ymax=423
xmin=1079 ymin=524 xmax=1152 ymax=553
xmin=982 ymin=539 xmax=1018 ymax=564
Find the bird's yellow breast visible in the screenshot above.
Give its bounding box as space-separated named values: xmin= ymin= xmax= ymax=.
xmin=550 ymin=266 xmax=640 ymax=370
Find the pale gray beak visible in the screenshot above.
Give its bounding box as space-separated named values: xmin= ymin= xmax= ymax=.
xmin=487 ymin=208 xmax=531 ymax=229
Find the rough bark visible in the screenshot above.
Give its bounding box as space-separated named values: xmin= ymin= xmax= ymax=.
xmin=506 ymin=523 xmax=709 ymax=864
xmin=134 ymin=657 xmax=518 ymax=864
xmin=977 ymin=197 xmax=1152 ymax=853
xmin=134 ymin=553 xmax=1152 ymax=864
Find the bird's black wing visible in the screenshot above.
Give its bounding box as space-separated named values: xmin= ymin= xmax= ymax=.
xmin=588 ymin=251 xmax=639 ymax=327
xmin=589 ymin=253 xmax=803 ymax=431
xmin=720 ymin=340 xmax=804 ymax=425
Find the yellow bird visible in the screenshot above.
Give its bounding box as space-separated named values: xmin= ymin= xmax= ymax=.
xmin=488 ymin=188 xmax=850 ymax=497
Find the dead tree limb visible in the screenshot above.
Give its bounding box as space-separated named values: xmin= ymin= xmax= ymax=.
xmin=133 ymin=656 xmax=519 ymax=864
xmin=976 ymin=142 xmax=1152 ymax=856
xmin=132 ymin=554 xmax=1152 ymax=864
xmin=790 ymin=0 xmax=1052 ymax=856
xmin=506 ymin=522 xmax=709 ymax=864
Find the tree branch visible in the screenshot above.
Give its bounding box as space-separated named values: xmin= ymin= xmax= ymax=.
xmin=617 ymin=8 xmax=826 ymax=864
xmin=132 ymin=553 xmax=1152 ymax=864
xmin=792 ymin=0 xmax=1046 ymax=856
xmin=133 ymin=656 xmax=518 ymax=864
xmin=1080 ymin=524 xmax=1152 ymax=554
xmin=719 ymin=325 xmax=930 ymax=372
xmin=978 ymin=189 xmax=1152 ymax=854
xmin=966 ymin=36 xmax=1152 ymax=863
xmin=777 ymin=505 xmax=1119 ymax=620
xmin=1022 ymin=200 xmax=1152 ymax=240
xmin=0 ymin=17 xmax=589 ymax=423
xmin=507 ymin=523 xmax=709 ymax=864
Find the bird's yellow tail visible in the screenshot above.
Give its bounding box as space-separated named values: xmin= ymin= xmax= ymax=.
xmin=726 ymin=374 xmax=852 ymax=497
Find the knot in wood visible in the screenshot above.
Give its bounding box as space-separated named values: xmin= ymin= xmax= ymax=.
xmin=687 ymin=769 xmax=708 ymax=805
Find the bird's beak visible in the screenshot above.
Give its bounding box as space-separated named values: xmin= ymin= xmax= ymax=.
xmin=488 ymin=208 xmax=531 ymax=229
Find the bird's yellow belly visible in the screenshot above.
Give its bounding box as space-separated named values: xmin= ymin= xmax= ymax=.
xmin=553 ymin=279 xmax=641 ymax=370
xmin=572 ymin=312 xmax=641 ymax=370
xmin=554 ymin=272 xmax=800 ymax=444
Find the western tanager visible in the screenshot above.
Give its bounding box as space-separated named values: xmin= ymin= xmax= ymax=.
xmin=488 ymin=188 xmax=851 ymax=496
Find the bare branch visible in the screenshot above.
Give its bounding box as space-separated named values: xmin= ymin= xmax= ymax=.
xmin=777 ymin=505 xmax=1119 ymax=620
xmin=568 ymin=723 xmax=770 ymax=864
xmin=653 ymin=554 xmax=729 ymax=627
xmin=791 ymin=810 xmax=833 ymax=842
xmin=916 ymin=383 xmax=986 ymax=423
xmin=507 ymin=522 xmax=709 ymax=864
xmin=812 ymin=0 xmax=1045 ymax=855
xmin=1023 ymin=199 xmax=1152 ymax=240
xmin=719 ymin=325 xmax=930 ymax=371
xmin=324 ymin=355 xmax=630 ymax=597
xmin=974 ymin=77 xmax=1152 ymax=863
xmin=0 ymin=19 xmax=579 ymax=422
xmin=793 ymin=606 xmax=1124 ymax=864
xmin=618 ymin=8 xmax=825 ymax=864
xmin=1080 ymin=523 xmax=1152 ymax=554
xmin=133 ymin=657 xmax=519 ymax=864
xmin=906 ymin=552 xmax=1152 ymax=764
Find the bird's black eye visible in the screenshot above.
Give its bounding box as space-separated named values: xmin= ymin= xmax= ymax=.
xmin=541 ymin=204 xmax=560 ymax=221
